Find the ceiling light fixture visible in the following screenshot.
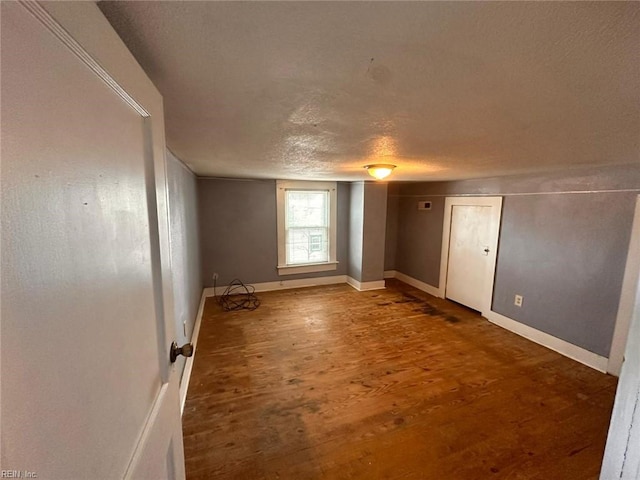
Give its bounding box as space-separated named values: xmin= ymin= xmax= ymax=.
xmin=364 ymin=164 xmax=396 ymax=180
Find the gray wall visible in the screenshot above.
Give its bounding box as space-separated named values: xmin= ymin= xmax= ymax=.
xmin=361 ymin=183 xmax=388 ymax=282
xmin=198 ymin=178 xmax=350 ymax=286
xmin=492 ymin=193 xmax=634 ymax=356
xmin=384 ymin=184 xmax=399 ymax=271
xmin=397 ymin=163 xmax=640 ymax=196
xmin=394 ymin=195 xmax=445 ymax=286
xmin=167 ymin=150 xmax=202 ymax=377
xmin=391 ymin=164 xmax=640 ymax=357
xmin=348 ymin=182 xmax=388 ymax=282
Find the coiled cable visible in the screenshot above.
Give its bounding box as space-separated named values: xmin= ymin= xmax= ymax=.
xmin=214 ymin=277 xmax=260 ymax=311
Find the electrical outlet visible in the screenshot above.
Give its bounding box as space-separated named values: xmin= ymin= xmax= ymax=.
xmin=212 ymin=272 xmax=219 ymax=281
xmin=514 ymin=294 xmax=523 ymax=307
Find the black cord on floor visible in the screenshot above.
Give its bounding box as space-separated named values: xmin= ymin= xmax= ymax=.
xmin=214 ymin=277 xmax=260 ymax=311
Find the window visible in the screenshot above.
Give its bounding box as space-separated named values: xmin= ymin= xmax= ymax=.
xmin=309 ymin=234 xmax=323 ymax=253
xmin=276 ymin=180 xmax=337 ymax=275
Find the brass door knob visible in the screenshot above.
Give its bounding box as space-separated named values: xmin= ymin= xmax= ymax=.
xmin=170 ymin=341 xmax=194 ymax=363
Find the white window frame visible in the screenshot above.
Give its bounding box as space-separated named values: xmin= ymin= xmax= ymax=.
xmin=276 ymin=180 xmax=338 ymax=276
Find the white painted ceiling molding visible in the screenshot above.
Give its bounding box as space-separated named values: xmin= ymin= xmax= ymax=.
xmin=99 ymin=1 xmax=640 ymax=181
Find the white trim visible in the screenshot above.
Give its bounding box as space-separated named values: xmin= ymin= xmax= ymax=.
xmin=389 ymin=271 xmax=440 ymax=297
xmin=383 ymin=270 xmax=396 ymax=279
xmin=179 ymin=289 xmax=206 ymax=414
xmin=277 ymin=180 xmax=338 ymax=191
xmin=276 ymin=180 xmax=337 ymax=275
xmin=204 ymin=275 xmax=348 ymax=297
xmin=608 ymin=195 xmax=640 ymax=376
xmin=439 ymin=196 xmax=502 ymax=313
xmin=203 ymin=275 xmax=387 ymax=297
xmin=188 ymin=270 xmax=611 ymax=413
xmin=386 ymin=271 xmax=608 ymax=372
xmin=486 ymin=311 xmax=609 ymax=373
xmin=346 ymin=277 xmax=386 ymax=291
xmin=390 ymin=189 xmax=640 ymax=198
xmin=123 ymin=383 xmax=169 ymax=479
xmin=20 ymin=1 xmax=150 ymax=117
xmin=276 ymin=261 xmax=338 ymax=276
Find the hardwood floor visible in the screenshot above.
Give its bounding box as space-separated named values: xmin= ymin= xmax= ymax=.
xmin=182 ymin=280 xmax=617 ymax=479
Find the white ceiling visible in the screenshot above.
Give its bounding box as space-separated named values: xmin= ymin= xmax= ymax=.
xmin=98 ymin=1 xmax=639 ymax=181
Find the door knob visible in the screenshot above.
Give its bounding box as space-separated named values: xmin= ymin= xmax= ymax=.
xmin=170 ymin=342 xmax=193 ymax=363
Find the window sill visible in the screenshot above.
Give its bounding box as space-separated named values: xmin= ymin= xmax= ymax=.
xmin=277 ymin=261 xmax=339 ymax=276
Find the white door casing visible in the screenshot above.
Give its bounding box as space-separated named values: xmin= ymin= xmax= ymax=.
xmin=607 ymin=195 xmax=640 ymax=376
xmin=600 ymin=231 xmax=640 ymax=478
xmin=439 ymin=197 xmax=502 ymax=316
xmin=1 ymin=2 xmax=184 ymax=479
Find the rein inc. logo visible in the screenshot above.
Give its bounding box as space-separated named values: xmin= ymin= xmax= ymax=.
xmin=1 ymin=471 xmax=37 ymax=478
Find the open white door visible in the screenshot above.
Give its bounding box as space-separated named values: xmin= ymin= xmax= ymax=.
xmin=1 ymin=2 xmax=185 ymax=478
xmin=601 ymin=195 xmax=640 ymax=478
xmin=439 ymin=197 xmax=502 ymax=315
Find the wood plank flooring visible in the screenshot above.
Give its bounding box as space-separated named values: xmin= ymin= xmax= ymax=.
xmin=182 ymin=280 xmax=617 ymax=479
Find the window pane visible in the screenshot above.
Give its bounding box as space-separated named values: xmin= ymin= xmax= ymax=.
xmin=285 ymin=190 xmax=329 ymax=264
xmin=286 ymin=191 xmax=328 ymax=228
xmin=286 ymin=227 xmax=328 ymax=264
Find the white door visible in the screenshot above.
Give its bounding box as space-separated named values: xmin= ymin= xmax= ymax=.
xmin=1 ymin=3 xmax=185 ymax=479
xmin=446 ymin=205 xmax=493 ymax=311
xmin=439 ymin=197 xmax=502 ymax=315
xmin=601 ymin=248 xmax=640 ymax=477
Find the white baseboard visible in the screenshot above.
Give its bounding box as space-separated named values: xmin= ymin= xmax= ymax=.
xmin=385 ymin=270 xmax=440 ymax=297
xmin=183 ymin=273 xmax=610 ymax=410
xmin=203 ymin=274 xmax=348 ymax=297
xmin=485 ymin=311 xmax=609 ymax=373
xmin=346 ymin=276 xmax=386 ymax=291
xmin=179 ymin=288 xmax=207 ymax=414
xmin=185 ymin=276 xmax=349 ymax=412
xmin=388 ymin=270 xmax=609 ymax=373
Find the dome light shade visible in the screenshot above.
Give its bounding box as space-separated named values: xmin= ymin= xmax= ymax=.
xmin=364 ymin=164 xmax=396 ymax=180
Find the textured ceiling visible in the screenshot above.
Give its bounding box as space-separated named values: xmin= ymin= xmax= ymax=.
xmin=98 ymin=1 xmax=639 ymax=181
